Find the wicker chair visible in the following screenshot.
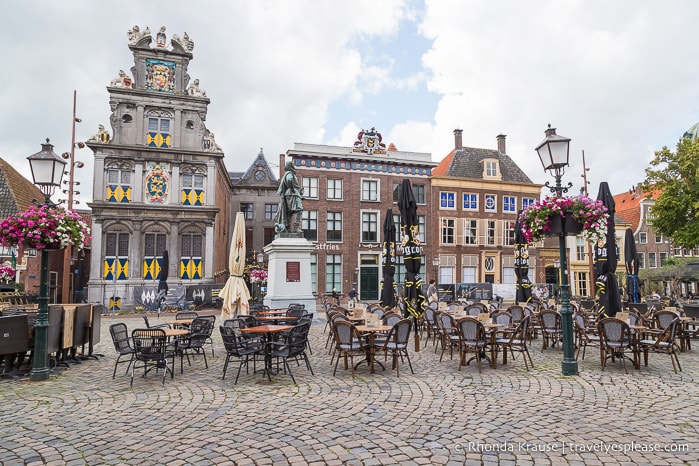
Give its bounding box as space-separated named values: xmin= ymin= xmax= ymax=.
xmin=435 ymin=312 xmax=460 ymax=362
xmin=332 ymin=321 xmax=368 ymax=377
xmin=638 ymin=318 xmax=682 ymax=373
xmin=379 ymin=318 xmax=414 ymax=376
xmin=574 ymin=313 xmax=600 ymax=360
xmin=494 ymin=316 xmax=533 ymax=370
xmin=597 ymin=318 xmax=636 ymax=374
xmin=539 ymin=309 xmax=562 ymax=351
xmin=456 ymin=317 xmax=488 ymax=372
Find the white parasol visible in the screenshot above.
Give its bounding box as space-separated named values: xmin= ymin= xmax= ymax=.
xmin=220 ymin=212 xmax=250 ymax=320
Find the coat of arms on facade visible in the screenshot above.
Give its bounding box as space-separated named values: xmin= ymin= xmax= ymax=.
xmin=145 ymin=59 xmax=176 ymax=93
xmin=353 ymin=127 xmax=386 ymax=155
xmin=145 ymin=164 xmax=169 ymax=203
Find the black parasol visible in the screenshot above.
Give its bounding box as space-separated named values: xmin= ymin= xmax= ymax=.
xmin=624 ymin=228 xmax=641 ymax=303
xmin=73 ymin=256 xmax=86 ymax=303
xmin=594 ymin=182 xmax=622 ymax=317
xmin=380 ymin=208 xmax=397 ymax=309
xmin=398 ymin=179 xmax=426 ymax=351
xmin=514 ymin=210 xmax=532 ymax=303
xmin=158 ymin=250 xmax=169 ymax=294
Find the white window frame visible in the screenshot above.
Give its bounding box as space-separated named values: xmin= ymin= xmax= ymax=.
xmin=327 ymin=178 xmax=343 ymax=201
xmin=360 ymin=210 xmax=379 ymax=243
xmin=361 ymin=178 xmax=380 ymax=202
xmin=440 ymin=191 xmax=456 ymax=210
xmin=484 ymin=194 xmax=497 ymax=213
xmin=463 ymin=193 xmax=478 ymax=211
xmin=503 ymin=195 xmax=517 ymax=213
xmin=463 ymin=219 xmax=478 ymax=245
xmin=302 ymin=177 xmax=319 ymax=199
xmin=504 ymin=220 xmax=516 ymax=246
xmin=485 ymin=160 xmax=498 ymax=177
xmin=639 ymin=232 xmax=647 ymax=244
xmin=441 ymin=218 xmax=456 ymax=245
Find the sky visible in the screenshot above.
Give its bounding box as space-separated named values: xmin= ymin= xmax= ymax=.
xmin=2 ymin=0 xmax=699 ymax=209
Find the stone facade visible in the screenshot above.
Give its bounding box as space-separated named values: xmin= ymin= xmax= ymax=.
xmin=86 ymin=27 xmax=232 ymax=309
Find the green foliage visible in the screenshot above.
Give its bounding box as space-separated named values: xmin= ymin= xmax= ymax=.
xmin=640 ymin=137 xmax=699 ymax=249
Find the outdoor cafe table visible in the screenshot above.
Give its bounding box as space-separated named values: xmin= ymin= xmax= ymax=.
xmin=255 ymin=310 xmax=288 ymax=316
xmin=240 ymin=324 xmax=294 ymax=380
xmin=166 ymin=318 xmax=193 ymax=328
xmin=254 ymin=315 xmax=300 ymax=325
xmin=484 ymin=323 xmax=504 ymax=369
xmin=355 ymin=324 xmax=392 ymax=374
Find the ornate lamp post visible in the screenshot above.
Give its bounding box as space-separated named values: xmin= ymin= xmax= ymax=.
xmin=535 ymin=124 xmax=578 ymax=376
xmin=27 ymin=139 xmax=67 ymax=382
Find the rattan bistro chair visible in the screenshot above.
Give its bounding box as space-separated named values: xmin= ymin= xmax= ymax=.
xmin=494 ymin=316 xmax=533 ymax=371
xmin=456 ymin=317 xmax=488 ymax=373
xmin=597 ymin=318 xmax=636 ymax=374
xmin=639 ymin=318 xmax=682 ymax=374
xmin=332 ymin=321 xmax=368 ymax=378
xmin=379 ymin=318 xmax=414 ymax=376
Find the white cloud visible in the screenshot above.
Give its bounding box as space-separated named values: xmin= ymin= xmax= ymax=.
xmin=2 ymin=0 xmax=699 ymax=210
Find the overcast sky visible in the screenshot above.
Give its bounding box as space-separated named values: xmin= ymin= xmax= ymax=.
xmin=2 ymin=0 xmax=698 ymax=208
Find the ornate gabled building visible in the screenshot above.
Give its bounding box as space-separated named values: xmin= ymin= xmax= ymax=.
xmin=230 ymin=148 xmax=279 ymax=264
xmin=431 ymin=130 xmax=542 ymax=296
xmin=86 ymin=26 xmax=232 ymax=308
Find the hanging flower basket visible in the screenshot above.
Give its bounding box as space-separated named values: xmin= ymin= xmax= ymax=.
xmin=0 ymin=205 xmax=91 ymax=251
xmin=0 ymin=264 xmax=15 ymax=284
xmin=548 ymin=211 xmax=583 ymax=236
xmin=519 ymin=195 xmax=608 ymax=244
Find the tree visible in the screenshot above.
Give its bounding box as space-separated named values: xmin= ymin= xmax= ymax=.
xmin=640 ymin=137 xmax=699 ymax=249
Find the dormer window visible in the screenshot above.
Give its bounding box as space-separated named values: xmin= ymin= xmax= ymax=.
xmin=483 ymin=159 xmax=501 ymax=180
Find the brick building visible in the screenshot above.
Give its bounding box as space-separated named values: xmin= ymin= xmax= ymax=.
xmin=431 ymin=130 xmax=542 ymax=294
xmin=287 ymin=129 xmax=437 ymax=301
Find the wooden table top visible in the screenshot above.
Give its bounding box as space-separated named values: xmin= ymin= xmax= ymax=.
xmin=256 ymin=310 xmax=288 ymax=316
xmin=254 ymin=316 xmax=299 ymax=322
xmin=167 ymin=318 xmax=193 ymax=325
xmin=163 ymin=328 xmax=190 ymax=337
xmin=355 ymin=324 xmax=392 ymax=333
xmin=240 ymin=324 xmax=294 ymax=333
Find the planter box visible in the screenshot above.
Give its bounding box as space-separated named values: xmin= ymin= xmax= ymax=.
xmin=548 ymin=212 xmax=582 ymax=236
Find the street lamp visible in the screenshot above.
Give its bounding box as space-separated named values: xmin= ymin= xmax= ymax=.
xmin=27 ymin=139 xmax=67 ymax=382
xmin=535 ymin=124 xmax=578 ymax=376
xmin=432 ymin=257 xmax=440 ymax=283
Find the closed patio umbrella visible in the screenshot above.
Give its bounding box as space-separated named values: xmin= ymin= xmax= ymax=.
xmin=380 ymin=208 xmax=397 ymax=309
xmin=594 ymin=182 xmax=622 ymax=317
xmin=514 ymin=210 xmax=532 ymax=303
xmin=398 ymin=179 xmax=425 ymax=351
xmin=624 ymin=227 xmax=641 ymax=303
xmin=157 ymin=250 xmax=169 ymax=294
xmin=220 ymin=212 xmax=251 ymax=321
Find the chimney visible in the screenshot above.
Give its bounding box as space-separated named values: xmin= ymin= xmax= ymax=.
xmin=454 ymin=129 xmax=463 ymax=150
xmin=496 ymin=134 xmax=507 ymax=154
xmin=279 ymin=153 xmax=286 ymax=179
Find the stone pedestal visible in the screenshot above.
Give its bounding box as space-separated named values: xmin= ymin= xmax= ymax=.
xmin=263 ymin=235 xmax=316 ymax=315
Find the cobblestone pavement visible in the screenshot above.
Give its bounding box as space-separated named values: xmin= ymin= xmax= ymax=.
xmin=1 ymin=310 xmax=697 ymax=465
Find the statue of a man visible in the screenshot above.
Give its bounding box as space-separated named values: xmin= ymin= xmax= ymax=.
xmin=275 ymin=161 xmax=304 ymax=233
